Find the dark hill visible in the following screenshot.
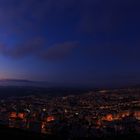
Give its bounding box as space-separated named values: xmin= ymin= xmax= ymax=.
xmin=0 ymin=124 xmax=139 ymax=140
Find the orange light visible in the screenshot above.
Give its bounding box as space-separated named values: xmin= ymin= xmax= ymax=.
xmin=10 ymin=112 xmax=17 ymax=118
xmin=106 ymin=114 xmax=113 ymax=121
xmin=103 ymin=114 xmax=113 ymax=121
xmin=134 ymin=111 xmax=140 ymax=120
xmin=47 ymin=116 xmax=55 ymax=122
xmin=18 ymin=113 xmax=25 ymax=119
xmin=41 ymin=122 xmax=46 ymax=129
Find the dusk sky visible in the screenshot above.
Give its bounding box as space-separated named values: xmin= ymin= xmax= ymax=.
xmin=0 ymin=0 xmax=140 ymax=87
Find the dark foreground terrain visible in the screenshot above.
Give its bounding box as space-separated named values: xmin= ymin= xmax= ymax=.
xmin=0 ymin=124 xmax=139 ymax=140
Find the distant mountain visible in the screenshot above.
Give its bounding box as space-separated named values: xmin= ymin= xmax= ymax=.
xmin=0 ymin=79 xmax=34 ymax=83
xmin=0 ymin=79 xmax=50 ymax=87
xmin=0 ymin=79 xmax=94 ymax=88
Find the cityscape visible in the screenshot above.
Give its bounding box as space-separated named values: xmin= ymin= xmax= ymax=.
xmin=0 ymin=0 xmax=140 ymax=139
xmin=0 ymin=87 xmax=139 ymax=139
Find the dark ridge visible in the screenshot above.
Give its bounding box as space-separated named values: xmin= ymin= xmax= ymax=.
xmin=0 ymin=124 xmax=139 ymax=140
xmin=0 ymin=86 xmax=90 ymax=99
xmin=0 ymin=79 xmax=34 ymax=83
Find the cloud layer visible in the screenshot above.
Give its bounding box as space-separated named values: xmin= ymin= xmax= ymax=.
xmin=1 ymin=38 xmax=45 ymax=58
xmin=0 ymin=0 xmax=140 ymax=61
xmin=0 ymin=40 xmax=79 ymax=60
xmin=40 ymin=42 xmax=79 ymax=60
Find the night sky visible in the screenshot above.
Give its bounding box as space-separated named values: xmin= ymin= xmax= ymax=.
xmin=0 ymin=0 xmax=140 ymax=87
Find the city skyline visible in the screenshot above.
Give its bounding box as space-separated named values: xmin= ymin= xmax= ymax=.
xmin=0 ymin=0 xmax=140 ymax=87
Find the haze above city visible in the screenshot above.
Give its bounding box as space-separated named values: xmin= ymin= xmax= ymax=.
xmin=0 ymin=0 xmax=140 ymax=88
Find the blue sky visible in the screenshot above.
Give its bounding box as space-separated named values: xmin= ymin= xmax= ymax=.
xmin=0 ymin=0 xmax=140 ymax=87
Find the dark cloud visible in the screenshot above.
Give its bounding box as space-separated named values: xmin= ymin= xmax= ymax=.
xmin=0 ymin=0 xmax=140 ymax=61
xmin=0 ymin=40 xmax=79 ymax=60
xmin=39 ymin=42 xmax=79 ymax=60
